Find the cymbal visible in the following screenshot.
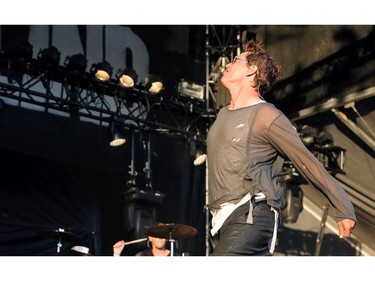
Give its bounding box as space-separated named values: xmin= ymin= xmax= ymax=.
xmin=38 ymin=229 xmax=81 ymax=243
xmin=145 ymin=223 xmax=198 ymax=240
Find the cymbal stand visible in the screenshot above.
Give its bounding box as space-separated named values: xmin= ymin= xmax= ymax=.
xmin=56 ymin=228 xmax=66 ymax=253
xmin=168 ymin=228 xmax=175 ymax=256
xmin=57 ymin=238 xmax=62 ymax=253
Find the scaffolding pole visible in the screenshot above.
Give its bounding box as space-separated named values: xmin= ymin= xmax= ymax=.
xmin=204 ymin=25 xmax=242 ymax=255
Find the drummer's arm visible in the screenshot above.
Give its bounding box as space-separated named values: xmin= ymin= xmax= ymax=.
xmin=113 ymin=240 xmax=126 ymax=256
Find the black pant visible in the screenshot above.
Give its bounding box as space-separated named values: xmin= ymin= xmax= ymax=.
xmin=211 ymin=200 xmax=275 ymax=256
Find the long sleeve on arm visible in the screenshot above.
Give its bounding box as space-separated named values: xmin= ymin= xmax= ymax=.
xmin=267 ymin=113 xmax=357 ymax=223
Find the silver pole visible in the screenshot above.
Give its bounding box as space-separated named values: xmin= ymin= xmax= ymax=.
xmin=204 ymin=25 xmax=210 ymax=256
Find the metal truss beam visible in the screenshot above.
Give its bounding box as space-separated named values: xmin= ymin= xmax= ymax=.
xmin=0 ymin=58 xmax=215 ymax=144
xmin=289 ymin=86 xmax=375 ymax=122
xmin=205 ymin=25 xmax=243 ymax=110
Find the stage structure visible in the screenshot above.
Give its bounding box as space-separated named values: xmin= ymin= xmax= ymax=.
xmin=202 ymin=25 xmax=356 ymax=255
xmin=1 ymin=26 xmax=371 ymax=255
xmin=0 ymin=38 xmax=216 ymax=255
xmin=203 ymin=25 xmax=256 ymax=254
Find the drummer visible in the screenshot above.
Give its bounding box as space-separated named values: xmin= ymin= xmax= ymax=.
xmin=113 ymin=235 xmax=180 ymax=256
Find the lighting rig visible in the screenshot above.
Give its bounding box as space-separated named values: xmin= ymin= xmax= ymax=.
xmin=279 ymin=124 xmax=346 ymax=224
xmin=0 ymin=37 xmax=350 ymax=238
xmin=0 ymin=43 xmax=214 ymax=252
xmin=0 ymin=43 xmax=216 ymax=147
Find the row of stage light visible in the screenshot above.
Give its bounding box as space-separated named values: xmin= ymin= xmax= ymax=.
xmin=0 ymin=41 xmax=210 ymax=148
xmin=2 ymin=41 xmax=164 ymax=94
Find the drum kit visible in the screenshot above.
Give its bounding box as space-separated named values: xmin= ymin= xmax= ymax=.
xmin=144 ymin=223 xmax=198 ymax=256
xmin=38 ymin=223 xmax=197 ymax=256
xmin=38 ymin=228 xmax=82 ymax=254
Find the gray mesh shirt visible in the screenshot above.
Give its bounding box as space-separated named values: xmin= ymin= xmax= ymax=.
xmin=206 ymin=102 xmax=356 ymax=223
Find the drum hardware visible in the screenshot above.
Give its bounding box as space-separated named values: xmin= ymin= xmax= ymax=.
xmin=38 ymin=228 xmax=81 ymax=253
xmin=144 ymin=223 xmax=198 ymax=256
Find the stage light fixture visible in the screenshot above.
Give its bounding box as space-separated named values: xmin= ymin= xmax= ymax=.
xmin=298 ymin=124 xmax=317 ymax=147
xmin=193 ymin=151 xmax=207 ymax=166
xmin=37 ymin=46 xmax=61 ymax=67
xmin=189 ymin=139 xmax=207 ymax=166
xmin=117 ymin=68 xmax=138 ymax=88
xmin=9 ymin=41 xmax=33 ymax=62
xmin=91 ymin=61 xmax=113 ymax=82
xmin=64 ymin=53 xmax=87 ymax=73
xmin=108 ymin=120 xmax=126 ymax=147
xmin=316 ymin=131 xmax=334 ymax=148
xmin=178 ymin=80 xmax=205 ymax=101
xmin=143 ymin=75 xmax=163 ymax=94
xmin=5 ymin=41 xmax=33 ymax=83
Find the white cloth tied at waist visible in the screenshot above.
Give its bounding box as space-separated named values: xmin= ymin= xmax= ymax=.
xmin=210 ymin=192 xmax=278 ymax=255
xmin=210 ymin=192 xmax=258 ymax=236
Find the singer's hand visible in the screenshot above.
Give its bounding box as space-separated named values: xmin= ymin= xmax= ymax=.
xmin=338 ymin=219 xmax=356 ymax=238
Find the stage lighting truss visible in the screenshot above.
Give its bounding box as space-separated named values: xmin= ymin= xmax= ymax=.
xmin=0 ymin=53 xmax=215 ymax=145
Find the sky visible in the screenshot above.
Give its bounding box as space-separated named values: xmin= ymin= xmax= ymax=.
xmin=2 ymin=1 xmax=374 ymax=25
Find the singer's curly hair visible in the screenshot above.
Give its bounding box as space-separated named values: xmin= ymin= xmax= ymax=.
xmin=243 ymin=40 xmax=281 ymax=98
